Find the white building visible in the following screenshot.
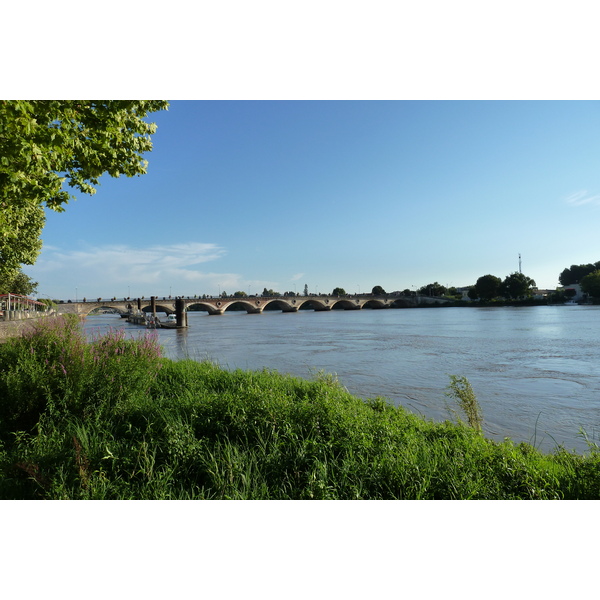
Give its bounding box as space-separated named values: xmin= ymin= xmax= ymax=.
xmin=560 ymin=283 xmax=584 ymax=302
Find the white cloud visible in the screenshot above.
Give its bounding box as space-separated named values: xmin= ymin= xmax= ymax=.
xmin=37 ymin=242 xmax=224 ymax=276
xmin=290 ymin=272 xmax=305 ymax=281
xmin=565 ymin=190 xmax=600 ymax=207
xmin=26 ymin=241 xmax=288 ymax=299
xmin=27 ymin=242 xmax=244 ymax=298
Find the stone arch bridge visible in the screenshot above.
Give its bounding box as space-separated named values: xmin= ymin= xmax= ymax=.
xmin=57 ymin=294 xmax=450 ymax=317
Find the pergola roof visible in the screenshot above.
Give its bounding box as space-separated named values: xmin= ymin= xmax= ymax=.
xmin=0 ymin=294 xmax=46 ymax=308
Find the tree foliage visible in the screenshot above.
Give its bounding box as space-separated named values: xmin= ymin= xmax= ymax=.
xmin=474 ymin=274 xmax=502 ymax=301
xmin=0 ymin=269 xmax=38 ymax=296
xmin=580 ymin=270 xmax=600 ymax=298
xmin=559 ymin=262 xmax=600 ymax=286
xmin=261 ymin=288 xmax=280 ymax=297
xmin=418 ymin=282 xmax=446 ymax=297
xmin=371 ymin=285 xmax=386 ymax=295
xmin=37 ymin=297 xmax=56 ymax=310
xmin=499 ymin=272 xmax=536 ymax=299
xmin=0 ymin=100 xmax=169 ymax=274
xmin=332 ymin=287 xmax=346 ymax=296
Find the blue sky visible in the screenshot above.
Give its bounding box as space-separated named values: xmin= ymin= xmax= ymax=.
xmin=25 ymin=100 xmax=600 ymax=300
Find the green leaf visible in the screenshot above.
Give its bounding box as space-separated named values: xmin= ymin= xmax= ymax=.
xmin=0 ymin=100 xmax=168 ymax=269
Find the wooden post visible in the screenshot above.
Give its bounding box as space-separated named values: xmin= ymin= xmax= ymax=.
xmin=151 ymin=296 xmax=157 ymax=317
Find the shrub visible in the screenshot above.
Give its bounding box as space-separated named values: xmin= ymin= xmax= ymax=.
xmin=0 ymin=316 xmax=162 ymax=431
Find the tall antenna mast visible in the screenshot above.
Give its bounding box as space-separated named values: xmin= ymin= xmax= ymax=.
xmin=519 ymin=253 xmax=522 ymax=274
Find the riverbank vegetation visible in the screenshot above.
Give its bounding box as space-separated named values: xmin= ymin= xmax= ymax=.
xmin=1 ymin=315 xmax=599 ymax=500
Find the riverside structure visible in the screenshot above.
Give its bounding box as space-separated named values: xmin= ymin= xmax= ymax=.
xmin=0 ymin=293 xmax=49 ymax=321
xmin=56 ymin=293 xmax=452 ymax=319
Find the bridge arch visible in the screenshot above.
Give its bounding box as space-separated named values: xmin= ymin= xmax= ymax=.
xmin=361 ymin=299 xmax=389 ymax=309
xmin=260 ymin=298 xmax=297 ymax=312
xmin=296 ymin=298 xmax=332 ymax=311
xmin=140 ymin=303 xmax=175 ymax=315
xmin=331 ymin=298 xmax=361 ymax=310
xmin=85 ymin=304 xmax=128 ymax=317
xmin=186 ymin=302 xmax=224 ymax=315
xmin=219 ymin=300 xmax=259 ymax=313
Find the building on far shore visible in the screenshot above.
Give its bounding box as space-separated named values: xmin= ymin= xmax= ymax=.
xmin=455 ymin=287 xmax=473 ymax=301
xmin=532 ymin=289 xmax=553 ymax=300
xmin=558 ymin=283 xmax=584 ymax=302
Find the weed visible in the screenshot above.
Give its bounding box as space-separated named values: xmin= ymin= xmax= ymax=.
xmin=445 ymin=375 xmax=483 ymax=432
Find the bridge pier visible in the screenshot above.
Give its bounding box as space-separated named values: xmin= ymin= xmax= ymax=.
xmin=175 ymin=298 xmax=188 ymax=327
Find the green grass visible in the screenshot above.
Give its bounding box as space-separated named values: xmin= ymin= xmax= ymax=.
xmin=1 ymin=315 xmax=599 ymax=499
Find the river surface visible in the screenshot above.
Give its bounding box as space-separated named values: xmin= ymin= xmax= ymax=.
xmin=82 ymin=305 xmax=600 ymax=453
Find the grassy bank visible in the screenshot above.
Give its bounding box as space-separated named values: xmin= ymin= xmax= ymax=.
xmin=1 ymin=315 xmax=599 ymax=499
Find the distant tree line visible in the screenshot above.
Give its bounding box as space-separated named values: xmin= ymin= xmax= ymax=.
xmin=581 ymin=272 xmax=600 ymax=299
xmin=559 ymin=261 xmax=600 ymax=286
xmin=467 ymin=272 xmax=537 ymax=301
